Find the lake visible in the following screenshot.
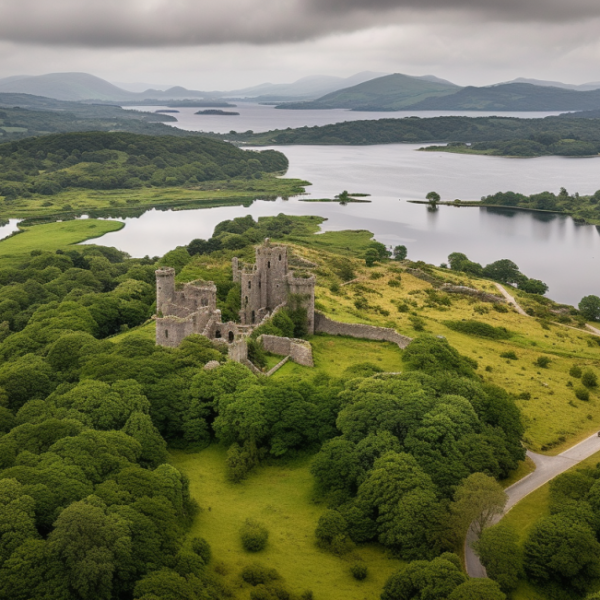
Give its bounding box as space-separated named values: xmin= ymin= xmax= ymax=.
xmin=126 ymin=102 xmax=567 ymax=134
xmin=84 ymin=141 xmax=600 ymax=306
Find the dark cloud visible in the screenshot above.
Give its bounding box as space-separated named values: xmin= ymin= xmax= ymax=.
xmin=309 ymin=0 xmax=600 ymax=22
xmin=0 ymin=0 xmax=598 ymax=48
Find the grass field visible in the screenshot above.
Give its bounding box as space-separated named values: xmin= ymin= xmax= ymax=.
xmin=0 ymin=219 xmax=124 ymax=267
xmin=0 ymin=176 xmax=308 ymax=221
xmin=170 ymin=446 xmax=402 ymax=600
xmin=273 ymin=334 xmax=403 ymax=379
xmin=279 ymin=241 xmax=600 ymax=454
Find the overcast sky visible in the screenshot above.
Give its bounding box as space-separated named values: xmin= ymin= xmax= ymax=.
xmin=1 ymin=0 xmax=600 ymax=89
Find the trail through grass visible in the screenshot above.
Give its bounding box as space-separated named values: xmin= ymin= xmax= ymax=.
xmin=171 ymin=446 xmax=401 ymax=600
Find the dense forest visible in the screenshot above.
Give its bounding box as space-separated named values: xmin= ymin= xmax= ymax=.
xmin=216 ymin=115 xmax=600 ymax=150
xmin=0 ymin=132 xmax=288 ymax=201
xmin=0 ymin=95 xmax=202 ymax=143
xmin=477 ymin=188 xmax=600 ymax=225
xmin=0 ymin=219 xmax=523 ymax=599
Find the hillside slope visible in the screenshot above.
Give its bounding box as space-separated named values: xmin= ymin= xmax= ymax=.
xmin=409 ymin=83 xmax=600 ymax=111
xmin=277 ymin=73 xmax=460 ymax=110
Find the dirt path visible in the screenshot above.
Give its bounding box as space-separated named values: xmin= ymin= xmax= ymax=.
xmin=493 ymin=283 xmax=528 ymax=316
xmin=465 ymin=432 xmax=600 ymax=578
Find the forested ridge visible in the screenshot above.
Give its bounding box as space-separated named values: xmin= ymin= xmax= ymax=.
xmin=216 ymin=115 xmax=600 ymax=151
xmin=0 ymin=131 xmax=288 ymax=201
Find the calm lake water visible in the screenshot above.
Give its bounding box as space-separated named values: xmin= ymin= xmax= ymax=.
xmin=84 ymin=142 xmax=600 ymax=306
xmin=127 ymin=102 xmax=566 ymax=134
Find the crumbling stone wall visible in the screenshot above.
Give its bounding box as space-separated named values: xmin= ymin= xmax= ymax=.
xmin=314 ymin=312 xmax=412 ymax=349
xmin=259 ymin=334 xmax=314 ymax=367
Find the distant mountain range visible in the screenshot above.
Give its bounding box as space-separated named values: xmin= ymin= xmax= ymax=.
xmin=278 ymin=73 xmax=460 ymax=110
xmin=501 ymin=78 xmax=600 ymax=92
xmin=278 ymin=76 xmax=600 ymax=112
xmin=0 ymin=73 xmax=211 ymax=103
xmin=2 ymin=71 xmax=600 ymax=113
xmin=224 ymin=72 xmax=387 ymax=101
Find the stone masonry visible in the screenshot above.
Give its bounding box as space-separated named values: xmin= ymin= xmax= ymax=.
xmin=155 ymin=238 xmax=413 ymax=369
xmin=155 ymin=267 xmax=241 ymax=348
xmin=313 ymin=311 xmax=412 ymax=349
xmin=232 ymin=239 xmax=316 ymax=334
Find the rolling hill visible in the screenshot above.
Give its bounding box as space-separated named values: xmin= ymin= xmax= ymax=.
xmin=277 ymin=73 xmax=460 ymax=110
xmin=406 ymin=83 xmax=600 ymax=111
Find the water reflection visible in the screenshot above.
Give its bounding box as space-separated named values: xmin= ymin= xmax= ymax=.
xmin=80 ymin=143 xmax=600 ymax=306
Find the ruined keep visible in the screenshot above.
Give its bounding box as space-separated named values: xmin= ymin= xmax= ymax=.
xmin=155 ymin=238 xmax=410 ymax=368
xmin=155 ymin=267 xmax=241 ymax=348
xmin=232 ymin=239 xmax=315 ymax=334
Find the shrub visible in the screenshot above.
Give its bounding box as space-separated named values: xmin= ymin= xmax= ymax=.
xmin=387 ymin=279 xmax=401 ymax=288
xmin=190 ymin=537 xmax=211 ymax=564
xmin=370 ymin=272 xmax=383 ymax=280
xmin=409 ymin=315 xmax=426 ymax=331
xmin=315 ymin=510 xmax=353 ymax=555
xmin=493 ymin=303 xmax=509 ymax=313
xmin=534 ymin=356 xmax=551 ymax=369
xmin=226 ymin=441 xmax=258 ymax=483
xmin=350 ymin=562 xmax=368 ymax=580
xmin=570 ymin=365 xmax=583 ymax=378
xmin=500 ymin=351 xmax=518 ymax=360
xmin=443 ymin=319 xmax=511 ymax=340
xmin=330 ymin=283 xmax=340 ymax=294
xmin=241 ymin=563 xmax=280 ymax=586
xmin=582 ymin=370 xmax=598 ymax=389
xmin=576 ymin=387 xmax=590 ymax=402
xmin=518 ymin=392 xmax=531 ymax=401
xmin=353 ymin=296 xmax=368 ymax=310
xmin=240 ymin=519 xmax=269 ymax=552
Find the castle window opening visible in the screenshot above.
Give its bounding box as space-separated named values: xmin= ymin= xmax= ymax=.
xmin=215 ymin=330 xmax=222 ymax=338
xmin=245 ymin=296 xmax=249 ymax=305
xmin=201 ymin=298 xmax=208 ymax=307
xmin=251 ymin=311 xmax=255 ymax=323
xmin=228 ymin=331 xmax=234 ymax=342
xmin=165 ymin=330 xmax=169 ymax=339
xmin=268 ymin=261 xmax=271 ymax=268
xmin=248 ymin=281 xmax=251 ymax=289
xmin=279 ymin=254 xmax=281 ymax=261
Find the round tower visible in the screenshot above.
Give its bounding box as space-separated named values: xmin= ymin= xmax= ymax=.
xmin=156 ymin=267 xmax=176 ymax=314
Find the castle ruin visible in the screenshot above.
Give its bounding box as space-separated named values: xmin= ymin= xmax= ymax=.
xmin=232 ymin=241 xmax=315 ymax=334
xmin=155 ymin=239 xmax=315 ymax=354
xmin=155 ymin=238 xmax=411 ymax=369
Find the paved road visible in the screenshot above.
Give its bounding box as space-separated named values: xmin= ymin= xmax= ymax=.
xmin=494 ymin=283 xmax=528 ymax=316
xmin=466 ymin=432 xmax=600 ymax=578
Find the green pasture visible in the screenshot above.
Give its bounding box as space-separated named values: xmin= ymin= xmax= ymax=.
xmin=0 ymin=219 xmax=124 ymax=267
xmin=170 ymin=446 xmax=402 ymax=600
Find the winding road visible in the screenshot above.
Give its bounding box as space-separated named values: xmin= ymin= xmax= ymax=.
xmin=466 ymin=432 xmax=600 ymax=577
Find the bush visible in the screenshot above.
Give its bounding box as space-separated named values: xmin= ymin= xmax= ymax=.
xmin=576 ymin=387 xmax=591 ymax=402
xmin=582 ymin=370 xmax=598 ymax=389
xmin=315 ymin=510 xmax=353 ymax=555
xmin=570 ymin=365 xmax=583 ymax=378
xmin=350 ymin=562 xmax=368 ymax=580
xmin=190 ymin=537 xmax=211 ymax=564
xmin=241 ymin=562 xmax=280 ymax=585
xmin=409 ymin=315 xmax=426 ymax=331
xmin=500 ymin=351 xmax=518 ymax=360
xmin=534 ymin=356 xmax=551 ymax=369
xmin=240 ymin=519 xmax=269 ymax=552
xmin=443 ymin=319 xmax=511 ymax=340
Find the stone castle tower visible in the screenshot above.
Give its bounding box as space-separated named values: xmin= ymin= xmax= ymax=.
xmin=233 ymin=239 xmax=315 ymax=334
xmin=155 ymin=267 xmax=240 ymax=348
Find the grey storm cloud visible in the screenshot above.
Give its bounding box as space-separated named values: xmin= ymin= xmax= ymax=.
xmin=0 ymin=0 xmax=599 ymax=47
